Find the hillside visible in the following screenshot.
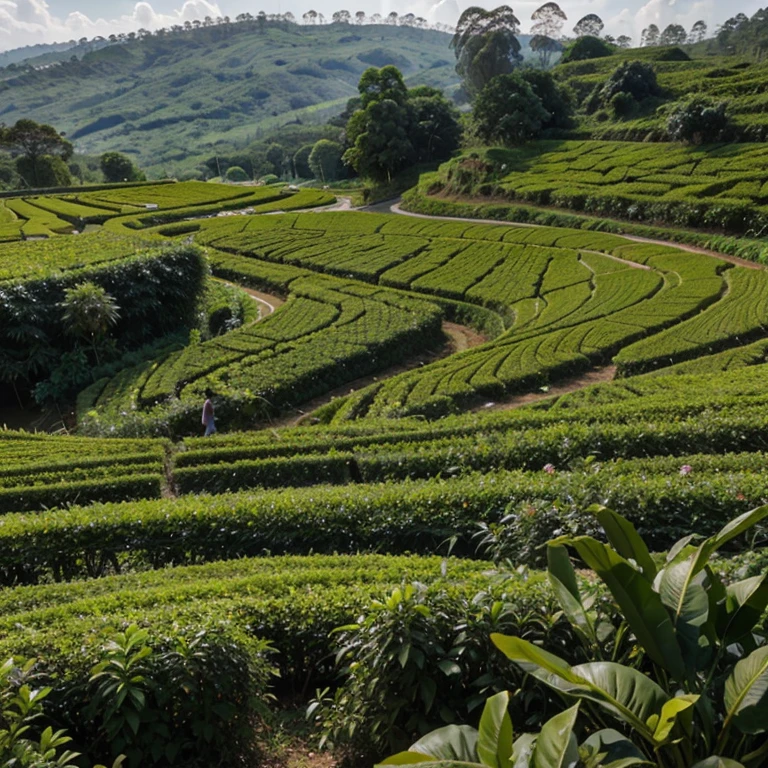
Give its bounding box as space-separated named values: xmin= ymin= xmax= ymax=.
xmin=554 ymin=45 xmax=768 ymax=141
xmin=0 ymin=23 xmax=459 ymax=177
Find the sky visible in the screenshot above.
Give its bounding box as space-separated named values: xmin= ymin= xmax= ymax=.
xmin=0 ymin=0 xmax=762 ymax=53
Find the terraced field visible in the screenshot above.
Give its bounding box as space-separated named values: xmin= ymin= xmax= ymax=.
xmin=0 ymin=179 xmax=333 ymax=241
xmin=3 ymin=180 xmax=768 ymax=766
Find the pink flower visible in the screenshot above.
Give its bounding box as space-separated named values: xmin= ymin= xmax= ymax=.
xmin=679 ymin=465 xmax=693 ymax=476
xmin=543 ymin=463 xmax=556 ymax=475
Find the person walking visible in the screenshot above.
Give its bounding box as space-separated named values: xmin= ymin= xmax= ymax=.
xmin=202 ymin=389 xmax=216 ymax=436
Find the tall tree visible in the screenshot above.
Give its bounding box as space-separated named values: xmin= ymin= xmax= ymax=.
xmin=451 ymin=6 xmax=523 ymax=98
xmin=530 ymin=2 xmax=566 ymax=39
xmin=332 ymin=10 xmax=351 ymax=23
xmin=0 ymin=119 xmax=73 ymax=188
xmin=573 ymin=13 xmax=604 ymax=38
xmin=641 ymin=24 xmax=660 ymax=46
xmin=343 ymin=68 xmax=460 ymax=181
xmin=472 ymin=73 xmax=549 ymax=145
xmin=358 ymin=66 xmax=408 ymax=108
xmin=617 ymin=34 xmax=633 ymax=48
xmin=530 ymin=2 xmax=566 ymax=66
xmin=688 ymin=20 xmax=708 ymax=44
xmin=660 ymin=23 xmax=688 ymax=46
xmin=100 ymin=152 xmax=143 ymax=183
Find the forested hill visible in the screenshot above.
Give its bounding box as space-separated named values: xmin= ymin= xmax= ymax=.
xmin=0 ymin=23 xmax=459 ymax=176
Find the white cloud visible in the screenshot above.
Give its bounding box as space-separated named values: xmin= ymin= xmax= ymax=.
xmin=0 ymin=0 xmax=221 ymax=48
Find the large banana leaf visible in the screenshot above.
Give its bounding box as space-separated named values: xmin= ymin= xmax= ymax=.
xmin=557 ymin=536 xmax=686 ymax=679
xmin=492 ymin=635 xmax=668 ymax=742
xmin=658 ymin=506 xmax=768 ymax=673
xmin=723 ymin=645 xmax=768 ymax=736
xmin=477 ymin=692 xmax=513 ymax=768
xmin=593 ymin=507 xmax=657 ymax=582
xmin=547 ymin=545 xmax=597 ymax=642
xmin=719 ymin=574 xmax=768 ymax=644
xmin=378 ymin=725 xmax=480 ymax=767
xmin=658 ymin=556 xmax=709 ymax=675
xmin=652 ymin=695 xmax=698 ymax=744
xmin=581 ymin=729 xmax=652 ymax=767
xmin=532 ymin=704 xmax=579 ymax=768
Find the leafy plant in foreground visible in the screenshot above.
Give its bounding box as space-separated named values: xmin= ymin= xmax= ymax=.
xmin=378 ymin=504 xmax=768 ymax=767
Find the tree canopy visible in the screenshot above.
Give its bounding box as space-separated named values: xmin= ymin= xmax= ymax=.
xmin=450 ymin=6 xmax=523 ymax=98
xmin=472 ymin=73 xmax=550 ymax=145
xmin=343 ymin=66 xmax=461 ymax=182
xmin=100 ymin=152 xmax=144 ymax=183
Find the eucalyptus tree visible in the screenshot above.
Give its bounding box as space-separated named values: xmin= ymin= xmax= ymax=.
xmin=451 ymin=6 xmax=523 ymax=98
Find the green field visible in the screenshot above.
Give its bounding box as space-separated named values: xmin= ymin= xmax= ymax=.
xmin=4 ymin=99 xmax=768 ymax=764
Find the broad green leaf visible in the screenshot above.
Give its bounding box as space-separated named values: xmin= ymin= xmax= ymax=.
xmin=653 ymin=695 xmax=698 ymax=744
xmin=376 ymin=753 xmax=449 ymax=766
xmin=408 ymin=725 xmax=479 ymax=762
xmin=723 ymin=646 xmax=768 ymax=735
xmin=492 ymin=636 xmax=668 ymax=741
xmin=690 ymin=506 xmax=768 ymax=576
xmin=690 ymin=759 xmax=745 ymax=768
xmin=547 ymin=545 xmax=596 ymax=641
xmin=532 ymin=704 xmax=579 ymax=768
xmin=491 ymin=635 xmax=583 ymax=685
xmin=658 ymin=555 xmax=709 ymax=674
xmin=593 ymin=507 xmax=657 ymax=582
xmin=720 ymin=574 xmax=768 ymax=644
xmin=660 ymin=506 xmax=768 ymax=670
xmin=563 ymin=537 xmax=685 ymax=679
xmin=511 ymin=734 xmax=536 ymax=768
xmin=477 ymin=691 xmax=513 ymax=768
xmin=582 ymin=729 xmax=651 ymax=767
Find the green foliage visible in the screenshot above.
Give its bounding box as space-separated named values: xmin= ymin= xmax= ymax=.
xmin=100 ymin=152 xmax=144 ymax=183
xmin=668 ymin=97 xmax=730 ymax=144
xmin=560 ymin=35 xmax=615 ymax=63
xmin=0 ymin=241 xmax=207 ymax=394
xmin=15 ymin=155 xmax=73 ymax=189
xmin=379 ymin=505 xmax=768 ymax=767
xmin=472 ymin=74 xmax=550 ymax=145
xmin=309 ymin=140 xmax=344 ymax=183
xmin=224 ymin=165 xmax=249 ymax=182
xmin=61 ymin=281 xmax=120 ymax=364
xmin=423 ymin=141 xmax=768 ymax=236
xmin=451 ymin=6 xmax=523 ymax=97
xmin=293 ymin=144 xmax=314 ymax=178
xmin=517 ymin=69 xmax=573 ymax=130
xmin=310 ymin=578 xmax=572 ymax=758
xmin=599 ymin=60 xmax=661 ymax=105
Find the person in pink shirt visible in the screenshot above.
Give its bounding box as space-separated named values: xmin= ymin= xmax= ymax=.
xmin=202 ymin=389 xmax=216 ymax=436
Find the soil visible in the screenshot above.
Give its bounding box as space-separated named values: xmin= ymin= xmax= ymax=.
xmin=472 ymin=365 xmax=617 ymax=412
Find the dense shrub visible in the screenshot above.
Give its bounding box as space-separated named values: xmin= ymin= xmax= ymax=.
xmin=667 ymin=97 xmax=730 ymax=144
xmin=472 ymin=74 xmax=549 ymax=145
xmin=560 ymin=35 xmax=615 ymax=63
xmin=225 ymin=165 xmax=249 ymax=182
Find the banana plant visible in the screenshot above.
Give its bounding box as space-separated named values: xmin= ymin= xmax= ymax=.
xmin=376 ymin=506 xmax=768 ymax=768
xmin=494 ymin=505 xmax=768 ymax=768
xmin=376 ymin=691 xmax=650 ymax=768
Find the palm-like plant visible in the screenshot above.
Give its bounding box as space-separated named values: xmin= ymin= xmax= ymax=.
xmin=378 ymin=505 xmax=768 ymax=767
xmin=60 ymin=282 xmax=120 ymax=365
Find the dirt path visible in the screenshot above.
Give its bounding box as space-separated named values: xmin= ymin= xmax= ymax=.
xmin=472 ymin=365 xmax=618 ymax=413
xmin=390 ymin=201 xmax=765 ymax=271
xmin=259 ymin=320 xmax=489 ymax=428
xmin=214 ymin=277 xmax=284 ymax=316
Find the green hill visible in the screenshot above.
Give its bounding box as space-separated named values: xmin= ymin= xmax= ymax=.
xmin=0 ymin=22 xmax=459 ymax=177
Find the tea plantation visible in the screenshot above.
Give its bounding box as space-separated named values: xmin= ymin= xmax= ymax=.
xmin=2 ymin=176 xmax=768 ymax=766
